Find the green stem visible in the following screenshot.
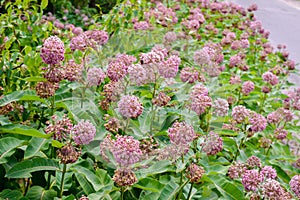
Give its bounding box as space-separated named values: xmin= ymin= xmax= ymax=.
xmin=259 ymin=93 xmax=267 ymax=113
xmin=80 ymin=86 xmax=86 ymax=109
xmin=123 ymin=118 xmax=130 ymax=134
xmin=59 ymin=163 xmax=67 ymax=198
xmin=121 ymin=186 xmax=124 ymax=200
xmin=176 ymin=156 xmax=185 ymax=200
xmin=187 ymin=182 xmax=194 ymax=200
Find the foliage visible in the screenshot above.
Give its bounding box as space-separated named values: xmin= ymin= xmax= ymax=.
xmin=0 ymin=0 xmax=300 ymax=199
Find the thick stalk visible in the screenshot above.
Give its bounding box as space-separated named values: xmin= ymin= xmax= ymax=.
xmin=121 ymin=186 xmax=124 ymax=200
xmin=59 ymin=163 xmax=67 ymax=198
xmin=187 ymin=182 xmax=194 ymax=200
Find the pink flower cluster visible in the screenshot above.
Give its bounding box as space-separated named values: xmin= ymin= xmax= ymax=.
xmin=180 ymin=67 xmax=199 ymax=83
xmin=40 ymin=36 xmax=65 ymax=65
xmin=262 ymin=71 xmax=279 ymax=86
xmin=87 ymin=67 xmax=106 ymax=86
xmin=158 ymin=55 xmax=181 ymax=78
xmin=249 ymin=112 xmax=267 ymax=133
xmin=213 ymin=98 xmax=229 ymax=116
xmin=118 ymin=95 xmax=143 ymax=118
xmin=201 ymin=132 xmax=223 ymax=155
xmin=144 ymin=2 xmax=178 ymax=27
xmin=72 ymin=120 xmax=96 ymax=145
xmin=168 ymin=121 xmax=197 ymax=146
xmin=242 ymin=81 xmax=254 ymax=96
xmin=45 ymin=115 xmax=73 ymax=141
xmin=70 ymin=30 xmax=109 ymax=51
xmin=242 ymin=169 xmax=264 ymax=192
xmin=232 ymin=105 xmax=250 ymax=123
xmin=112 ymin=135 xmax=142 ymax=167
xmin=190 ymin=84 xmax=212 ymax=115
xmin=290 ymin=175 xmax=300 ymax=198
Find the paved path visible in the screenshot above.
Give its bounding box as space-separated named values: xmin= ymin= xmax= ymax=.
xmin=228 ymin=0 xmax=300 ymax=86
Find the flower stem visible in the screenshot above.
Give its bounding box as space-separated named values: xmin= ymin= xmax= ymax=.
xmin=59 ymin=163 xmax=67 ymax=198
xmin=187 ymin=182 xmax=194 ymax=200
xmin=121 ymin=186 xmax=124 ymax=200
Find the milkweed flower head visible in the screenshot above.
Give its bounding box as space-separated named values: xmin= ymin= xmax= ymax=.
xmin=40 ymin=36 xmax=65 ymax=65
xmin=45 ymin=115 xmax=73 ymax=142
xmin=152 ymin=92 xmax=171 ymax=107
xmin=242 ymin=81 xmax=255 ymax=96
xmin=227 ymin=161 xmax=247 ymax=179
xmin=260 ymin=166 xmax=277 ymax=179
xmin=180 ymin=67 xmax=199 ymax=83
xmin=57 ymin=143 xmax=81 ymax=164
xmin=112 ymin=135 xmax=142 ymax=167
xmin=87 ymin=67 xmax=106 ymax=86
xmin=117 ymin=95 xmax=143 ymax=118
xmin=201 ymin=132 xmax=223 ymax=155
xmin=262 ymin=179 xmax=285 ymax=199
xmin=158 ymin=55 xmax=181 ymax=78
xmin=63 ymin=60 xmax=83 ymax=82
xmin=72 ymin=120 xmax=96 ymax=145
xmin=242 ymin=169 xmax=264 ymax=192
xmin=107 ymin=60 xmax=128 ymax=81
xmin=113 ymin=168 xmax=138 ymax=187
xmin=213 ymin=98 xmax=229 ymax=116
xmin=246 ymin=156 xmax=262 ymax=169
xmin=35 ymin=81 xmax=57 ymax=98
xmin=262 ymin=71 xmax=279 ymax=86
xmin=249 ymin=112 xmax=267 ymax=133
xmin=232 ymin=105 xmax=250 ymax=123
xmin=168 ymin=121 xmax=197 ymax=145
xmin=128 ymin=64 xmax=147 ymax=85
xmin=290 ymin=175 xmax=300 ymax=198
xmin=186 ymin=163 xmax=205 ymax=183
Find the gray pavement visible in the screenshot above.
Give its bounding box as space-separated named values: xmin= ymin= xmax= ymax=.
xmin=228 ymin=0 xmax=300 ymax=86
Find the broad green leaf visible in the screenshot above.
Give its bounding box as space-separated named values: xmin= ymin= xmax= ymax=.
xmin=0 ymin=90 xmax=45 ymax=106
xmin=208 ymin=175 xmax=244 ymax=200
xmin=24 ymin=137 xmax=47 ymax=159
xmin=0 ymin=124 xmax=51 ymax=139
xmin=0 ymin=115 xmax=11 ymax=126
xmin=51 ymin=140 xmax=64 ymax=148
xmin=25 ymin=186 xmax=57 ymax=200
xmin=133 ymin=177 xmax=164 ymax=192
xmin=75 ymin=173 xmax=95 ymax=195
xmin=0 ymin=189 xmax=23 ymax=200
xmin=157 ymin=179 xmax=179 ymax=200
xmin=6 ymin=157 xmax=59 ymax=178
xmin=71 ymin=165 xmax=102 ymax=191
xmin=41 ymin=0 xmax=48 ymax=10
xmin=88 ymin=189 xmax=120 ymax=200
xmin=135 ymin=160 xmax=174 ymax=179
xmin=23 ymin=76 xmax=47 ymax=82
xmin=0 ymin=137 xmax=25 ymax=164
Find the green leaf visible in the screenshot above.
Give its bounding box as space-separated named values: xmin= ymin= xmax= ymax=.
xmin=0 ymin=90 xmax=45 ymax=107
xmin=51 ymin=140 xmax=64 ymax=148
xmin=0 ymin=189 xmax=23 ymax=200
xmin=0 ymin=124 xmax=51 ymax=139
xmin=23 ymin=76 xmax=47 ymax=82
xmin=208 ymin=175 xmax=244 ymax=200
xmin=158 ymin=179 xmax=179 ymax=200
xmin=133 ymin=177 xmax=164 ymax=192
xmin=71 ymin=165 xmax=102 ymax=191
xmin=75 ymin=173 xmax=95 ymax=194
xmin=41 ymin=0 xmax=48 ymax=10
xmin=24 ymin=137 xmax=47 ymax=159
xmin=0 ymin=137 xmax=25 ymax=164
xmin=6 ymin=157 xmax=59 ymax=178
xmin=135 ymin=160 xmax=174 ymax=179
xmin=25 ymin=186 xmax=57 ymax=200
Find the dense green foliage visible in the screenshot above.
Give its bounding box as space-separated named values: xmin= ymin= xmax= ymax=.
xmin=0 ymin=0 xmax=300 ymax=199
